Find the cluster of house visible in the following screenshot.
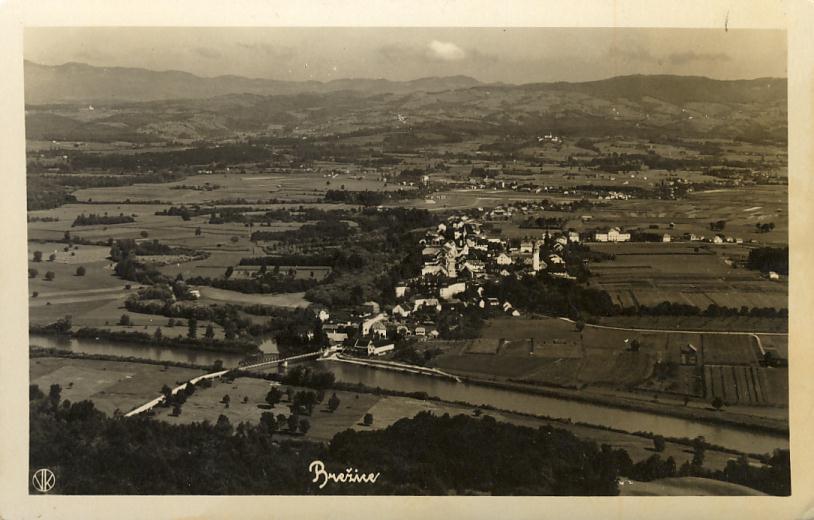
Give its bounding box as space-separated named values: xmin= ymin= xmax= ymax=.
xmin=313 ymin=214 xmax=586 ymax=357
xmin=537 ymin=133 xmax=563 ymax=144
xmin=684 ymin=233 xmax=745 ymax=245
xmin=418 ymin=216 xmax=577 ymax=282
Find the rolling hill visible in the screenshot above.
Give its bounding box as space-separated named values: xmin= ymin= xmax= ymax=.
xmin=24 ymin=61 xmax=787 ymax=145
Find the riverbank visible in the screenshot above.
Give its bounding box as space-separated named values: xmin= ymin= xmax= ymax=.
xmin=30 ymin=346 xmax=215 ymax=370
xmin=455 ymin=375 xmax=788 ymax=436
xmin=322 ymin=353 xmax=462 ymax=381
xmin=30 ymin=325 xmax=260 ymax=355
xmin=326 ymin=351 xmax=787 ymax=436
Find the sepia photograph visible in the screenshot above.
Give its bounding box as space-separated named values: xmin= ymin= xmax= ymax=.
xmin=2 ymin=2 xmax=812 ymax=516
xmin=20 ymin=25 xmax=792 ymax=497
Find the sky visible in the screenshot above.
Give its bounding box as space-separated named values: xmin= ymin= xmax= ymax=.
xmin=24 ymin=27 xmax=787 ymax=84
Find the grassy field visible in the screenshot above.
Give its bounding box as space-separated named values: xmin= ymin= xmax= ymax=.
xmin=152 ymin=376 xmax=382 ymax=442
xmin=30 ymin=357 xmax=206 ymax=415
xmin=197 ymin=286 xmax=309 ymax=308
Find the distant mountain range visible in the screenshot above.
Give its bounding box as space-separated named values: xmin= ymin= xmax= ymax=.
xmin=23 ymin=61 xmax=787 ymax=144
xmin=25 ymin=61 xmax=786 ymax=106
xmin=24 ymin=61 xmax=487 ymax=104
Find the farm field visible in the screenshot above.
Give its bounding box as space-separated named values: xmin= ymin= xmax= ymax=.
xmin=68 ymin=171 xmax=414 ymax=204
xmin=428 ymin=318 xmax=787 ymax=415
xmin=594 ymin=315 xmax=788 ymax=333
xmin=196 ymin=286 xmax=309 ymax=308
xmin=587 ymin=242 xmax=787 ymax=311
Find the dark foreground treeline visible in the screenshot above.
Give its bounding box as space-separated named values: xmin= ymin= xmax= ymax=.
xmin=29 ymin=385 xmax=789 ymax=496
xmin=29 ymin=387 xmax=621 ymax=495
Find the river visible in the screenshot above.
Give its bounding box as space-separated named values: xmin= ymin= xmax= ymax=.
xmin=313 ymin=360 xmax=788 ymax=455
xmin=30 ymin=334 xmax=246 ymax=367
xmin=28 ymin=334 xmax=788 ymax=455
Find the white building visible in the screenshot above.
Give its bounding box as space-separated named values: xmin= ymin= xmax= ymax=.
xmin=594 ymin=227 xmax=630 ymax=242
xmin=496 ymin=253 xmax=513 ymax=265
xmin=439 ymin=282 xmax=466 ymax=300
xmin=392 ymin=304 xmax=411 ymax=318
xmin=362 ymin=313 xmax=387 ymax=335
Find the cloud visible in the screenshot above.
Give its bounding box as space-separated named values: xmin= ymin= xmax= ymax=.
xmin=192 ymin=47 xmax=221 ymax=60
xmin=427 ymin=40 xmax=466 ymax=61
xmin=376 ymin=40 xmax=498 ymax=67
xmin=667 ymin=51 xmax=731 ymax=66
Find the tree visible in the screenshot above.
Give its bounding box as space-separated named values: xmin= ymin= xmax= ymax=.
xmin=44 ymin=271 xmax=55 ymax=281
xmin=167 ymin=318 xmax=176 ymax=327
xmin=266 ymin=387 xmax=283 ymax=408
xmin=188 ymin=318 xmax=198 ymax=339
xmin=215 ymin=414 xmax=233 ymax=436
xmin=260 ymin=412 xmax=278 ymax=434
xmin=653 ymin=435 xmax=666 ymax=453
xmin=204 ymin=323 xmax=215 ymax=339
xmin=327 ymin=392 xmax=340 ymax=412
xmin=363 ymin=413 xmax=373 ymax=426
xmin=575 ymin=320 xmax=585 ymax=332
xmin=48 ymin=383 xmax=62 ymax=404
xmin=161 ymin=384 xmax=172 ymax=404
xmin=172 ymin=403 xmax=182 ymax=416
xmin=33 ymin=250 xmax=43 ymax=262
xmin=154 ymin=327 xmax=163 ymax=340
xmin=287 ymin=414 xmax=299 ymax=433
xmin=299 ymin=418 xmax=310 ymax=436
xmin=222 ymin=394 xmax=231 ymax=407
xmin=285 ymin=387 xmax=294 ymax=402
xmin=212 ymin=359 xmax=224 ymax=372
xmin=28 ymin=268 xmax=38 ymax=278
xmin=30 ymin=384 xmax=45 ymax=400
xmin=629 ymin=339 xmax=641 ymax=352
xmin=75 ymin=266 xmax=86 ymax=276
xmin=195 ymin=227 xmax=202 ymax=236
xmin=692 ymin=437 xmax=706 ymax=467
xmin=350 ymin=285 xmax=364 ymax=305
xmin=224 ymin=321 xmax=236 ymax=340
xmin=224 ymin=266 xmax=234 ymax=279
xmin=293 ymin=390 xmax=318 ymax=415
xmin=49 ymin=253 xmax=56 ymax=262
xmin=119 ymin=314 xmax=131 ymax=326
xmin=711 ymin=397 xmax=724 ymax=411
xmin=140 ymin=230 xmax=149 ymax=238
xmin=32 ymin=291 xmax=38 ymax=298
